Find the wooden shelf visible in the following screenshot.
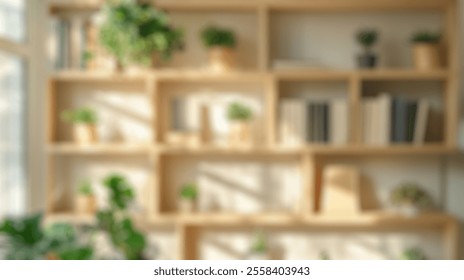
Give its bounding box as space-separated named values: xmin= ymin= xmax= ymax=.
xmin=47 ymin=144 xmax=152 ymax=155
xmin=49 ymin=0 xmax=450 ymax=14
xmin=149 ymin=212 xmax=457 ymax=229
xmin=46 ymin=0 xmax=460 ymax=260
xmin=50 ymin=69 xmax=449 ymax=84
xmin=359 ymin=69 xmax=449 ymax=81
xmin=50 ymin=71 xmax=150 ymax=83
xmin=156 ymin=144 xmax=455 ymax=156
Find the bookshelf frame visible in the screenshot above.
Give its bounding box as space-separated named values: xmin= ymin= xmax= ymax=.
xmin=45 ymin=0 xmax=460 ymax=260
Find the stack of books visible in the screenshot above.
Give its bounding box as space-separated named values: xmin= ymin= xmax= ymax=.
xmin=361 ymin=93 xmax=431 ymax=146
xmin=279 ymin=99 xmax=348 ymax=147
xmin=50 ymin=16 xmax=112 ymax=71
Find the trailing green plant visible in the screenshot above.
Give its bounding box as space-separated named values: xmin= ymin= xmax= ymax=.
xmin=227 ymin=102 xmax=253 ymax=122
xmin=390 ymin=183 xmax=433 ymax=209
xmin=356 ymin=29 xmax=378 ymax=51
xmin=411 ymin=31 xmax=441 ymax=44
xmin=402 ymin=247 xmax=427 ymax=260
xmin=97 ymin=173 xmax=146 ymax=260
xmin=99 ymin=0 xmax=184 ymax=67
xmin=78 ymin=180 xmax=94 ymax=196
xmin=250 ymin=230 xmax=267 ymax=254
xmin=180 ymin=183 xmax=198 ymax=200
xmin=61 ymin=107 xmax=97 ymax=125
xmin=201 ymin=25 xmax=236 ymax=49
xmin=0 ymin=214 xmax=93 ymax=260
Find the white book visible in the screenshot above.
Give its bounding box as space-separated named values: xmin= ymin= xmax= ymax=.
xmin=377 ymin=94 xmax=392 ymax=146
xmin=414 ymin=99 xmax=430 ymax=145
xmin=294 ymin=102 xmax=305 ymax=146
xmin=362 ymin=100 xmax=371 ymax=145
xmin=330 ymin=99 xmax=348 ymax=146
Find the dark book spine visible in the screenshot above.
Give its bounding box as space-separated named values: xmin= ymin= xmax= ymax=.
xmin=407 ymin=101 xmax=418 ymax=142
xmin=397 ymin=99 xmax=407 ymax=143
xmin=391 ymin=98 xmax=399 ymax=142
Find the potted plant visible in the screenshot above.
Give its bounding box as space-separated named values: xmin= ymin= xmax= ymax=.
xmin=201 ymin=25 xmax=237 ymax=72
xmin=99 ymin=0 xmax=183 ymax=71
xmin=247 ymin=230 xmax=269 ymax=260
xmin=227 ymin=102 xmax=253 ymax=147
xmin=179 ymin=183 xmax=198 ymax=213
xmin=0 ymin=214 xmax=93 ymax=260
xmin=390 ymin=183 xmax=433 ymax=217
xmin=75 ymin=180 xmax=97 ymax=216
xmin=411 ymin=31 xmax=441 ymax=70
xmin=97 ymin=173 xmax=147 ymax=260
xmin=61 ymin=107 xmax=98 ymax=145
xmin=401 ymin=247 xmax=427 ymax=260
xmin=356 ymin=29 xmax=378 ymax=69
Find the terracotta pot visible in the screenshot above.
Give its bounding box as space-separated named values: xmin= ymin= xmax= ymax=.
xmin=209 ymin=47 xmax=235 ymax=72
xmin=75 ymin=195 xmax=97 ymax=215
xmin=73 ymin=124 xmax=98 ymax=144
xmin=413 ymin=43 xmax=441 ymax=70
xmin=229 ymin=121 xmax=252 ymax=147
xmin=179 ymin=199 xmax=196 ymax=213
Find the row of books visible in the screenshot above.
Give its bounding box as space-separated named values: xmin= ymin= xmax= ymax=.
xmin=279 ymin=99 xmax=349 ymax=146
xmin=49 ymin=16 xmax=112 ymax=71
xmin=362 ymin=94 xmax=435 ymax=145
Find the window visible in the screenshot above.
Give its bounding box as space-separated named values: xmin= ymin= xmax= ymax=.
xmin=0 ymin=0 xmax=27 ymax=217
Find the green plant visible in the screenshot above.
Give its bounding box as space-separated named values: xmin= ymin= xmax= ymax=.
xmin=356 ymin=29 xmax=378 ymax=50
xmin=78 ymin=180 xmax=94 ymax=196
xmin=412 ymin=31 xmax=441 ymax=44
xmin=390 ymin=183 xmax=433 ymax=209
xmin=201 ymin=25 xmax=236 ymax=49
xmin=97 ymin=173 xmax=146 ymax=260
xmin=180 ymin=183 xmax=198 ymax=200
xmin=61 ymin=107 xmax=97 ymax=125
xmin=402 ymin=247 xmax=427 ymax=260
xmin=99 ymin=0 xmax=184 ymax=67
xmin=250 ymin=230 xmax=267 ymax=254
xmin=82 ymin=50 xmax=94 ymax=65
xmin=227 ymin=102 xmax=253 ymax=122
xmin=0 ymin=214 xmax=93 ymax=260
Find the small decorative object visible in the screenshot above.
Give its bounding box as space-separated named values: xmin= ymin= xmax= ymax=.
xmin=356 ymin=29 xmax=379 ymax=69
xmin=321 ymin=165 xmax=360 ymax=214
xmin=199 ymin=104 xmax=212 ymax=145
xmin=247 ymin=230 xmax=269 ymax=260
xmin=227 ymin=102 xmax=253 ymax=147
xmin=179 ymin=183 xmax=198 ymax=213
xmin=201 ymin=25 xmax=237 ymax=72
xmin=390 ymin=183 xmax=433 ymax=217
xmin=401 ymin=247 xmax=427 ymax=260
xmin=99 ymin=0 xmax=183 ymax=71
xmin=61 ymin=107 xmax=98 ymax=145
xmin=411 ymin=31 xmax=441 ymax=70
xmin=319 ymin=250 xmax=331 ymax=260
xmin=75 ymin=180 xmax=97 ymax=215
xmin=81 ymin=50 xmax=94 ymax=70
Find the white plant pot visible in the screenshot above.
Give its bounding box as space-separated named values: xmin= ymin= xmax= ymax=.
xmin=396 ymin=204 xmax=421 ymax=217
xmin=179 ymin=199 xmax=196 ymax=213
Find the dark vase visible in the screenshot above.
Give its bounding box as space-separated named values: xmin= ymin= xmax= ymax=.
xmin=357 ymin=53 xmax=378 ymax=69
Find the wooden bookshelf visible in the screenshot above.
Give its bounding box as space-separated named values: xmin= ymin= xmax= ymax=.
xmin=45 ymin=0 xmax=460 ymax=260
